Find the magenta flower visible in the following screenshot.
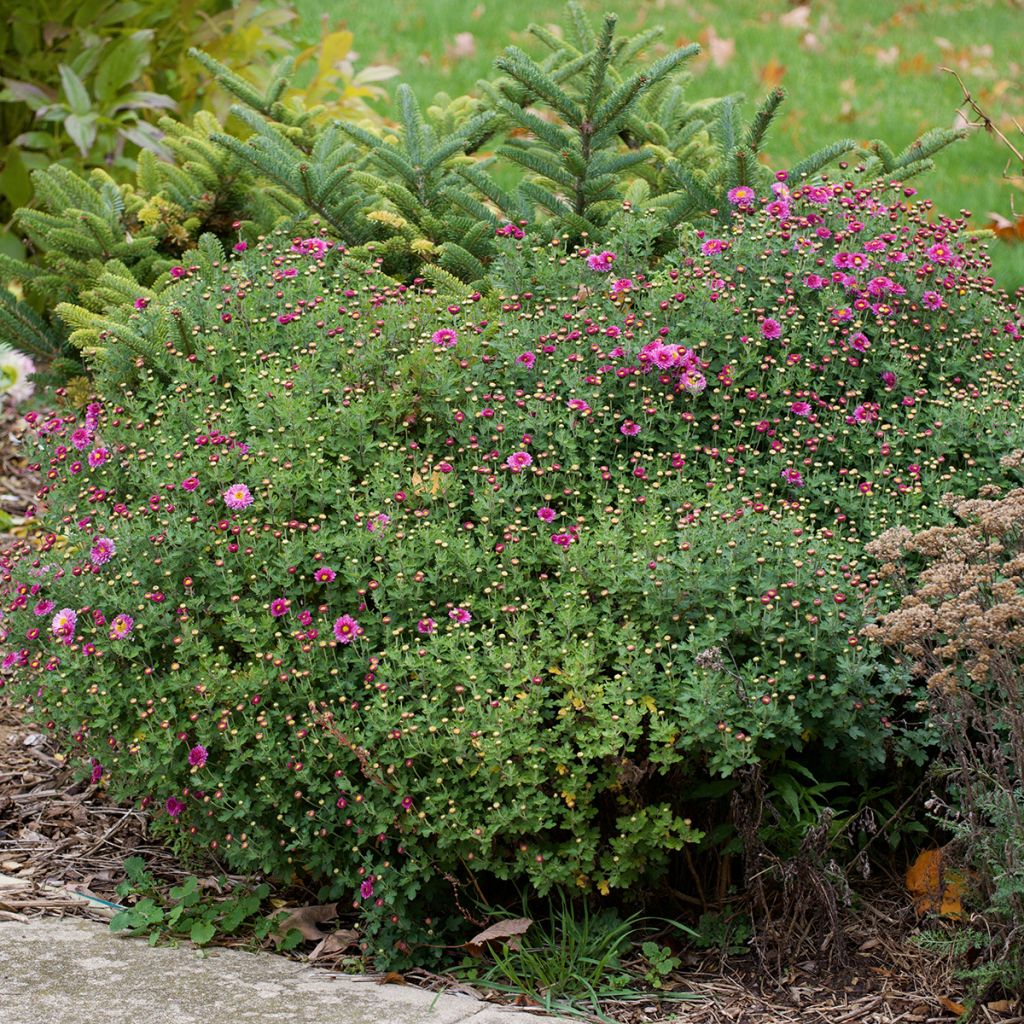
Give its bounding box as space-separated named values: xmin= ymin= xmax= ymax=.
xmin=165 ymin=796 xmax=186 ymax=818
xmin=701 ymin=238 xmax=729 ymax=256
xmin=314 ymin=567 xmax=337 ymax=583
xmin=620 ymin=420 xmax=641 ymax=437
xmin=87 ymin=447 xmax=109 ymax=468
xmin=223 ymin=483 xmax=253 ymax=510
xmin=431 ymin=328 xmax=458 ymax=348
xmin=181 ymin=475 xmax=199 ymax=492
xmin=233 ymin=241 xmax=248 ymax=252
xmin=506 ymin=451 xmax=533 ymax=472
xmin=726 ymin=185 xmax=755 ymax=207
xmin=269 ymin=598 xmax=289 ymax=618
xmin=449 ymin=607 xmax=471 ymax=624
xmin=51 ymin=608 xmax=77 ymax=644
xmin=333 ymin=614 xmax=360 ymax=644
xmin=71 ymin=428 xmax=91 ymax=450
xmin=516 ymin=352 xmax=536 ymax=368
xmin=790 ymin=402 xmax=812 ymax=417
xmin=760 ymin=318 xmax=782 ymax=340
xmin=567 ymin=398 xmax=591 ymax=414
xmin=585 ymin=250 xmax=616 ymax=272
xmin=109 ymin=614 xmax=134 ymax=640
xmin=89 ymin=537 xmax=116 ymax=566
xmin=360 ymin=878 xmax=374 ymax=900
xmin=366 ymin=513 xmax=391 ymax=533
xmin=682 ymin=371 xmax=707 ymax=396
xmin=536 ymin=507 xmax=556 ymax=523
xmin=922 ymin=290 xmax=942 ymax=310
xmin=33 ymin=600 xmax=55 ymax=616
xmin=417 ymin=617 xmax=436 ymax=635
xmin=780 ymin=468 xmax=805 ymax=487
xmin=188 ymin=744 xmax=208 ymax=768
xmin=610 ymin=277 xmax=633 ymax=297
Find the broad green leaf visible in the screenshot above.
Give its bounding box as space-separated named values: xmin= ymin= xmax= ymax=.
xmin=0 ymin=145 xmax=32 ymax=208
xmin=58 ymin=65 xmax=91 ymax=116
xmin=94 ymin=32 xmax=153 ymax=102
xmin=190 ymin=920 xmax=216 ymax=945
xmin=64 ymin=112 xmax=98 ymax=156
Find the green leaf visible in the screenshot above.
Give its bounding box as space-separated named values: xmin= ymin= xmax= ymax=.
xmin=64 ymin=114 xmax=98 ymax=158
xmin=59 ymin=65 xmax=91 ymax=117
xmin=94 ymin=33 xmax=153 ymax=103
xmin=190 ymin=920 xmax=217 ymax=945
xmin=0 ymin=145 xmax=33 ymax=208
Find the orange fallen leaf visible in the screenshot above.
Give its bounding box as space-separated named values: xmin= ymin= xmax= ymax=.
xmin=939 ymin=995 xmax=967 ymax=1016
xmin=905 ymin=848 xmax=964 ymax=918
xmin=986 ymin=212 xmax=1024 ymax=243
xmin=760 ymin=58 xmax=786 ymax=88
xmin=376 ymin=971 xmax=407 ymax=985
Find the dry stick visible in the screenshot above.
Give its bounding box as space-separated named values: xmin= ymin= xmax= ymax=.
xmin=942 ymin=65 xmax=1024 ymax=202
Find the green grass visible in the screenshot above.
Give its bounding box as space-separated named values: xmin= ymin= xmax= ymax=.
xmin=295 ymin=0 xmax=1024 ymax=289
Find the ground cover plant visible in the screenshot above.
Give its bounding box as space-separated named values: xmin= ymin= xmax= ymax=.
xmin=3 ymin=162 xmax=1023 ymax=972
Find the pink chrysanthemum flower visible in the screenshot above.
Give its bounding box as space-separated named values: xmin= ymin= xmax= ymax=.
xmin=449 ymin=607 xmax=471 ymax=624
xmin=921 ymin=290 xmax=942 ymax=310
xmin=620 ymin=420 xmax=641 ymax=437
xmin=87 ymin=447 xmax=109 ymax=468
xmin=505 ymin=451 xmax=533 ymax=472
xmin=417 ymin=617 xmax=436 ymax=635
xmin=585 ymin=250 xmax=616 ymax=272
xmin=71 ymin=428 xmax=91 ymax=451
xmin=360 ymin=879 xmax=374 ymax=900
xmin=333 ymin=614 xmax=360 ymax=644
xmin=109 ymin=613 xmax=134 ymax=640
xmin=181 ymin=475 xmax=199 ymax=492
xmin=431 ymin=329 xmax=458 ymax=348
xmin=726 ymin=185 xmax=755 ymax=207
xmin=682 ymin=371 xmax=706 ymax=396
xmin=516 ymin=351 xmax=536 ymax=368
xmin=760 ymin=318 xmax=782 ymax=340
xmin=790 ymin=401 xmax=812 ymax=417
xmin=269 ymin=598 xmax=289 ymax=618
xmin=536 ymin=507 xmax=556 ymax=523
xmin=165 ymin=796 xmax=186 ymax=818
xmin=701 ymin=238 xmax=729 ymax=256
xmin=223 ymin=483 xmax=253 ymax=510
xmin=89 ymin=537 xmax=116 ymax=566
xmin=33 ymin=600 xmax=55 ymax=616
xmin=51 ymin=608 xmax=77 ymax=644
xmin=780 ymin=468 xmax=804 ymax=487
xmin=314 ymin=567 xmax=336 ymax=583
xmin=188 ymin=745 xmax=208 ymax=768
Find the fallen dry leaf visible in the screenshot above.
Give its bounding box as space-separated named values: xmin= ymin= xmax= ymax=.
xmin=905 ymin=848 xmax=964 ymax=917
xmin=986 ymin=212 xmax=1024 ymax=243
xmin=447 ymin=32 xmax=476 ymax=60
xmin=779 ymin=5 xmax=811 ymax=29
xmin=987 ymin=1000 xmax=1018 ymax=1014
xmin=465 ymin=917 xmax=533 ymax=958
xmin=939 ymin=995 xmax=967 ymax=1016
xmin=699 ymin=27 xmax=734 ymax=68
xmin=271 ymin=902 xmax=339 ymax=942
xmin=376 ymin=971 xmax=406 ymax=985
xmin=309 ymin=928 xmax=359 ymax=962
xmin=760 ymin=58 xmax=786 ymax=88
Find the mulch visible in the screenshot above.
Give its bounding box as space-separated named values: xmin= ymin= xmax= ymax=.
xmin=0 ymin=406 xmax=1018 ymax=1023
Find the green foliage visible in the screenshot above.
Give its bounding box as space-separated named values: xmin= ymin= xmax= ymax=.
xmin=110 ymin=856 xmax=274 ymax=948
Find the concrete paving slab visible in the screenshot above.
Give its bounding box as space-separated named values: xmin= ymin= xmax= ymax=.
xmin=0 ymin=918 xmax=574 ymax=1024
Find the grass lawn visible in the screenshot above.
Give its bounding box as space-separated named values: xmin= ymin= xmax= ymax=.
xmin=293 ymin=0 xmax=1024 ymax=288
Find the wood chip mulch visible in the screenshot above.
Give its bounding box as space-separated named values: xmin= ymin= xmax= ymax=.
xmin=0 ymin=405 xmax=1018 ymax=1023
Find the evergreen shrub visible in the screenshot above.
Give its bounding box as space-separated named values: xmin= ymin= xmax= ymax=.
xmin=4 ymin=178 xmax=1022 ymax=963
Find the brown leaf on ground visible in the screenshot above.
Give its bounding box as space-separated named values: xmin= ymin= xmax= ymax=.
xmin=986 ymin=212 xmax=1024 ymax=242
xmin=698 ymin=27 xmax=734 ymax=69
xmin=905 ymin=848 xmax=964 ymax=918
xmin=760 ymin=59 xmax=786 ymax=88
xmin=464 ymin=917 xmax=533 ymax=958
xmin=309 ymin=928 xmax=359 ymax=962
xmin=939 ymin=995 xmax=967 ymax=1016
xmin=271 ymin=902 xmax=339 ymax=942
xmin=779 ymin=5 xmax=811 ymax=29
xmin=376 ymin=971 xmax=406 ymax=985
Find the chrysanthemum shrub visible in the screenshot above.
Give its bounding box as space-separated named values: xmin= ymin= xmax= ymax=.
xmin=4 ymin=177 xmax=1023 ymax=963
